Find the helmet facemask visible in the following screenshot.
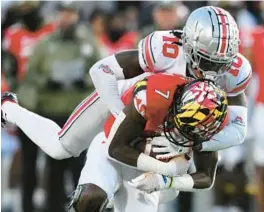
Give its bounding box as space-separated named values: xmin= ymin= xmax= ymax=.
xmin=182 ymin=34 xmax=235 ymax=80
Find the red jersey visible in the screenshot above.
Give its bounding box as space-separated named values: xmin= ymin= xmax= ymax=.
xmin=251 ymin=26 xmax=264 ymax=103
xmin=104 ymin=74 xmax=188 ymax=137
xmin=3 ymin=22 xmax=56 ymax=81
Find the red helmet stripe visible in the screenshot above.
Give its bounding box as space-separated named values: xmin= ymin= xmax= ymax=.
xmin=58 ymin=91 xmax=99 ymax=138
xmin=212 ymin=7 xmax=229 ymax=54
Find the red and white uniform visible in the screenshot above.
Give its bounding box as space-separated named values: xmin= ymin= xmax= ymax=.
xmin=104 ymin=74 xmax=188 ymax=137
xmin=249 ymin=26 xmax=264 ymax=165
xmin=138 ymin=31 xmax=252 ymax=97
xmin=3 ymin=22 xmax=56 ymax=81
xmin=78 ymin=75 xmax=190 ymax=212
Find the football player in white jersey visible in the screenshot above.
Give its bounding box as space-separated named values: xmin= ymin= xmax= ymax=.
xmin=1 ymin=6 xmax=250 ymax=160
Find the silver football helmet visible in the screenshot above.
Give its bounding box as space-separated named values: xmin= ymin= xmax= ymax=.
xmin=182 ymin=6 xmax=240 ymax=79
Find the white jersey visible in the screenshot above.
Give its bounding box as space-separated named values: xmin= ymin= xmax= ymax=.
xmin=138 ymin=30 xmax=252 ymax=96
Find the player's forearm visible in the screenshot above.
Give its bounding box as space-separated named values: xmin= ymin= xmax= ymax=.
xmin=89 ymin=55 xmax=125 ymax=117
xmin=109 ymin=146 xmax=181 ymax=176
xmin=108 ymin=112 xmax=181 ymax=176
xmin=200 ymin=105 xmax=247 ymax=151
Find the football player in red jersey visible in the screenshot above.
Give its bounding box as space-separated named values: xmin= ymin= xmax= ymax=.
xmin=65 ymin=74 xmax=228 ymax=212
xmin=2 ymin=74 xmax=228 ymax=212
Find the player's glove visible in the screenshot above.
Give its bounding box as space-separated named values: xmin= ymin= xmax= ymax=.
xmin=128 ymin=172 xmax=172 ymax=193
xmin=151 ymin=135 xmax=190 ymax=160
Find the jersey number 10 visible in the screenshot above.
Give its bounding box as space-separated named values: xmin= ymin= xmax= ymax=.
xmin=162 ymin=36 xmax=179 ymax=59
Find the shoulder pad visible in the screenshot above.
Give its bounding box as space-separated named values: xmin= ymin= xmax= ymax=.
xmin=133 ymin=79 xmax=147 ymax=118
xmin=138 ymin=30 xmax=182 ymax=73
xmin=226 ymin=54 xmax=252 ymax=96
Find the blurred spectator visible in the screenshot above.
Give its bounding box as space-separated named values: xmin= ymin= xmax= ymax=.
xmin=124 ymin=6 xmax=139 ymax=31
xmin=2 ymin=1 xmax=56 ymax=88
xmin=1 ymin=48 xmax=18 ymax=89
xmin=2 ymin=2 xmax=56 ymax=212
xmin=248 ymin=23 xmax=264 ymax=212
xmin=140 ymin=1 xmax=189 ymax=39
xmin=89 ymin=9 xmax=106 ymax=49
xmin=213 ymin=147 xmax=251 ymax=212
xmin=237 ymin=1 xmax=264 ymax=50
xmin=16 ymin=3 xmax=100 ymax=212
xmin=96 ymin=11 xmax=138 ymax=56
xmin=238 ymin=3 xmax=264 ymax=211
xmin=75 ymin=1 xmax=116 ymax=22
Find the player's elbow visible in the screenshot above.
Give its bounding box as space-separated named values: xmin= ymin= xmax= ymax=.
xmin=49 ymin=148 xmax=71 ymax=160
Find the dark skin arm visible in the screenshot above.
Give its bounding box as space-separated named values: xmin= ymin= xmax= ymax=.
xmin=227 ymin=92 xmax=247 ymax=107
xmin=108 ymin=101 xmax=146 ymax=166
xmin=190 ymin=151 xmax=218 ymax=189
xmin=108 ymin=93 xmax=217 ymax=188
xmin=115 ymin=50 xmax=144 ymax=79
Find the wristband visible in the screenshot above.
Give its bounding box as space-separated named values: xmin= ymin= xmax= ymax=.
xmin=170 ymin=174 xmax=194 ymax=191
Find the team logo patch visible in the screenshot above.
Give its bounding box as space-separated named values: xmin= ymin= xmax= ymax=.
xmin=232 ymin=116 xmax=245 ymax=126
xmin=99 ymin=64 xmax=114 ymax=75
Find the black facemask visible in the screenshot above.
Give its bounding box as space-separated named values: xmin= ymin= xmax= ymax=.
xmin=20 ymin=7 xmax=43 ymax=31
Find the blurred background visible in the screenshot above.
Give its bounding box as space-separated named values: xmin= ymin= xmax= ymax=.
xmin=1 ymin=1 xmax=264 ymax=212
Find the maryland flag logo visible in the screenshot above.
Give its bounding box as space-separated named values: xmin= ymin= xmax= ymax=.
xmin=174 ymin=80 xmax=228 ymax=141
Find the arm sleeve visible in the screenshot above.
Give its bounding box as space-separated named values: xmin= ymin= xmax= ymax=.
xmin=89 ymin=55 xmax=125 ymax=117
xmin=201 ymin=106 xmax=247 ymax=151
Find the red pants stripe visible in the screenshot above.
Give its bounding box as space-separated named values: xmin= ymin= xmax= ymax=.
xmin=58 ymin=91 xmax=99 ymax=138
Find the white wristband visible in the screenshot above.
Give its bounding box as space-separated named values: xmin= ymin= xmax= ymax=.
xmin=170 ymin=174 xmax=194 ymax=191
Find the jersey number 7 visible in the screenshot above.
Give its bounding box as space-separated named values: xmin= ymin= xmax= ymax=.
xmin=155 ymin=89 xmax=170 ymax=99
xmin=162 ymin=36 xmax=179 ymax=59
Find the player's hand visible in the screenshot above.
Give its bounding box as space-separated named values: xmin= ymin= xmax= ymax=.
xmin=128 ymin=172 xmax=171 ymax=193
xmin=151 ymin=135 xmax=190 ymax=160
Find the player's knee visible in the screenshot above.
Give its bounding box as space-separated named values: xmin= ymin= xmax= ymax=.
xmin=68 ymin=184 xmax=108 ymax=212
